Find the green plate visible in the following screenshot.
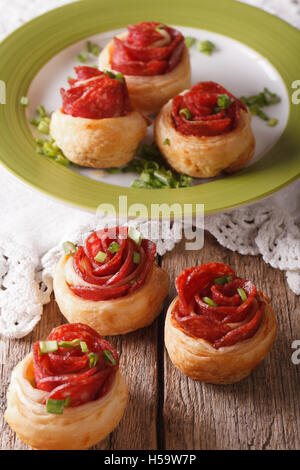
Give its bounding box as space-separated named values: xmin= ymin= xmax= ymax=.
xmin=0 ymin=0 xmax=299 ymax=216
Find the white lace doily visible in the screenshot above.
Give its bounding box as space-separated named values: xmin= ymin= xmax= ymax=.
xmin=1 ymin=0 xmax=300 ymax=338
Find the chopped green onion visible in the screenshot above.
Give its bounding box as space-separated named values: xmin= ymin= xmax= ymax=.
xmin=88 ymin=352 xmax=99 ymax=368
xmin=184 ymin=37 xmax=195 ymax=48
xmin=217 ymin=94 xmax=231 ymax=110
xmin=108 ymin=241 xmax=120 ymax=254
xmin=86 ymin=40 xmax=92 ymax=52
xmin=179 ymin=108 xmax=192 ymax=120
xmin=103 ymin=350 xmax=117 ymax=366
xmin=214 ymin=276 xmax=228 ymax=286
xmin=76 ymin=52 xmax=89 ymax=63
xmin=115 ymin=72 xmax=124 ymax=83
xmin=128 ymin=226 xmax=143 ymax=245
xmin=55 ymin=153 xmax=70 ymax=166
xmin=37 ymin=119 xmax=50 ymax=135
xmin=64 ymin=396 xmax=71 ymax=408
xmin=35 ymin=138 xmax=45 ymax=145
xmin=37 ymin=105 xmax=46 ymax=118
xmin=20 ymin=96 xmax=29 ymax=107
xmin=155 ymin=24 xmax=165 ymax=30
xmin=80 ymin=341 xmax=88 ymax=353
xmin=130 ymin=278 xmax=137 ymax=284
xmin=132 ymin=251 xmax=141 ymax=264
xmin=163 ymin=138 xmax=170 ymax=145
xmin=63 ymin=241 xmax=77 ymax=255
xmin=39 ymin=341 xmax=58 ymax=356
xmin=237 ymin=288 xmax=247 ymax=302
xmin=30 ymin=117 xmax=40 ymax=126
xmin=267 ymin=118 xmax=278 ymax=127
xmin=58 ymin=338 xmax=81 ymax=348
xmin=196 ymin=40 xmax=216 ymax=55
xmin=46 ymin=399 xmax=65 ymax=415
xmin=94 ymin=250 xmax=107 ymax=263
xmin=42 ymin=141 xmax=58 ymax=158
xmin=202 ymin=297 xmax=217 ymax=307
xmin=92 ymin=44 xmax=100 ymax=56
xmin=104 ymin=70 xmax=116 ymax=78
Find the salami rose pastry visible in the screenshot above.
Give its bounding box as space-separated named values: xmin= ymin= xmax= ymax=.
xmin=98 ymin=22 xmax=191 ymax=115
xmin=53 ymin=227 xmax=169 ymax=335
xmin=5 ymin=323 xmax=128 ymax=450
xmin=50 ymin=66 xmax=147 ymax=167
xmin=165 ymin=263 xmax=277 ymax=384
xmin=154 ymin=81 xmax=255 ymax=177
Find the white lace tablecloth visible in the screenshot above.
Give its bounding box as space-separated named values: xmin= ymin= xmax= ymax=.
xmin=0 ymin=0 xmax=300 ymax=338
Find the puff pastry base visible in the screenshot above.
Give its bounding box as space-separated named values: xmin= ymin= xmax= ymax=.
xmin=50 ymin=109 xmax=147 ymax=168
xmin=165 ymin=294 xmax=277 ymax=384
xmin=4 ymin=353 xmax=128 ymax=450
xmin=98 ymin=34 xmax=191 ymax=115
xmin=154 ymin=99 xmax=255 ymax=177
xmin=53 ymin=255 xmax=169 ymax=336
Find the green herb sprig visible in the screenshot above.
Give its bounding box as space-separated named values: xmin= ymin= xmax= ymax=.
xmin=107 ymin=142 xmax=193 ymax=189
xmin=240 ymin=88 xmax=280 ymax=126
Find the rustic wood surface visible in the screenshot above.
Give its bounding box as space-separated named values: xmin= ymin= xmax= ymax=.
xmin=1 ymin=231 xmax=299 ymax=450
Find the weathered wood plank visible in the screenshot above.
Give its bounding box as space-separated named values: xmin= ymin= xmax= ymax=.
xmin=161 ymin=232 xmax=300 ymax=450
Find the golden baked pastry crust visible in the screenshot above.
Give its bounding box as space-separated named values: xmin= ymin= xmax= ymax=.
xmin=4 ymin=354 xmax=128 ymax=450
xmin=164 ymin=293 xmax=277 ymax=384
xmin=98 ymin=33 xmax=191 ymax=115
xmin=154 ymin=99 xmax=255 ymax=178
xmin=50 ymin=109 xmax=147 ymax=168
xmin=53 ymin=255 xmax=169 ymax=335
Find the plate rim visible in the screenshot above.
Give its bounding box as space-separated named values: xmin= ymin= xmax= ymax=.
xmin=0 ymin=0 xmax=299 ymax=216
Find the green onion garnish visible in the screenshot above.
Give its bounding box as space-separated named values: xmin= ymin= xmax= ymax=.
xmin=30 ymin=117 xmax=40 ymax=126
xmin=179 ymin=108 xmax=192 ymax=120
xmin=240 ymin=88 xmax=280 ymax=126
xmin=42 ymin=141 xmax=58 ymax=158
xmin=76 ymin=52 xmax=89 ymax=63
xmin=55 ymin=153 xmax=70 ymax=166
xmin=88 ymin=352 xmax=99 ymax=368
xmin=86 ymin=40 xmax=92 ymax=52
xmin=217 ymin=94 xmax=231 ymax=110
xmin=103 ymin=350 xmax=117 ymax=366
xmin=237 ymin=288 xmax=247 ymax=302
xmin=163 ymin=138 xmax=170 ymax=145
xmin=46 ymin=399 xmax=66 ymax=415
xmin=104 ymin=70 xmax=116 ymax=78
xmin=196 ymin=40 xmax=216 ymax=55
xmin=37 ymin=105 xmax=46 ymax=118
xmin=128 ymin=227 xmax=143 ymax=245
xmin=20 ymin=96 xmax=29 ymax=107
xmin=184 ymin=37 xmax=195 ymax=48
xmin=58 ymin=338 xmax=81 ymax=348
xmin=80 ymin=341 xmax=88 ymax=353
xmin=92 ymin=44 xmax=100 ymax=56
xmin=214 ymin=276 xmax=228 ymax=286
xmin=64 ymin=396 xmax=71 ymax=408
xmin=202 ymin=297 xmax=217 ymax=307
xmin=37 ymin=119 xmax=50 ymax=135
xmin=39 ymin=341 xmax=58 ymax=356
xmin=63 ymin=241 xmax=77 ymax=256
xmin=94 ymin=251 xmax=107 ymax=263
xmin=115 ymin=72 xmax=124 ymax=83
xmin=267 ymin=118 xmax=278 ymax=127
xmin=108 ymin=241 xmax=120 ymax=254
xmin=132 ymin=252 xmax=141 ymax=264
xmin=155 ymin=24 xmax=165 ymax=30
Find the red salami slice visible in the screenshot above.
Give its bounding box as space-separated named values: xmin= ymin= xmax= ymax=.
xmin=172 ymin=82 xmax=246 ymax=137
xmin=33 ymin=323 xmax=118 ymax=407
xmin=61 ymin=66 xmax=132 ymax=119
xmin=69 ymin=227 xmax=156 ymax=301
xmin=173 ymin=263 xmax=264 ymax=349
xmin=111 ymin=22 xmax=184 ymax=76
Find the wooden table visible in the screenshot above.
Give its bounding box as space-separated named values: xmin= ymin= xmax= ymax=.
xmin=1 ymin=232 xmax=299 ymax=450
